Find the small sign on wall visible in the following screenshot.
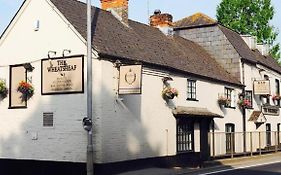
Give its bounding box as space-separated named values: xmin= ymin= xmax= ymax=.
xmin=41 ymin=55 xmax=84 ymax=95
xmin=253 ymin=80 xmax=270 ymax=95
xmin=118 ymin=65 xmax=142 ymax=95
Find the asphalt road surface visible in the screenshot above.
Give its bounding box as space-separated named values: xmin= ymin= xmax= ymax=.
xmin=197 ymin=161 xmax=281 ymax=175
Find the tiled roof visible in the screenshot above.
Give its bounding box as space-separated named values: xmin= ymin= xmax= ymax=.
xmin=174 ymin=12 xmax=281 ymax=74
xmin=252 ymin=50 xmax=281 ymax=74
xmin=220 ymin=26 xmax=281 ymax=73
xmin=248 ymin=111 xmax=262 ymax=122
xmin=173 ymin=106 xmax=223 ymax=118
xmin=219 ymin=25 xmax=257 ymax=63
xmin=50 ymin=0 xmax=241 ymax=85
xmin=174 ymin=12 xmax=217 ymax=29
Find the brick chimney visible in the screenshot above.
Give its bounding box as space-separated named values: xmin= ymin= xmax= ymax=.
xmin=150 ymin=10 xmax=173 ymax=35
xmin=100 ymin=0 xmax=128 ymax=24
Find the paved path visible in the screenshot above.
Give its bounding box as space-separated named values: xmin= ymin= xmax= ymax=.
xmin=193 ymin=162 xmax=281 ymax=175
xmin=116 ymin=152 xmax=281 ymax=175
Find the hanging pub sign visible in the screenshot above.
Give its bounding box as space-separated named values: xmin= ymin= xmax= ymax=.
xmin=253 ymin=80 xmax=270 ymax=95
xmin=118 ymin=65 xmax=142 ymax=94
xmin=41 ymin=55 xmax=84 ymax=95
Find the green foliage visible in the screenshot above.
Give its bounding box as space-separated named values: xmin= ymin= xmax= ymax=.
xmin=0 ymin=80 xmax=8 ymax=98
xmin=216 ymin=0 xmax=280 ymax=61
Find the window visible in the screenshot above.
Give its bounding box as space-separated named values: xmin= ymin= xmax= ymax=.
xmin=225 ymin=87 xmax=233 ymax=108
xmin=245 ymin=91 xmax=253 ymax=108
xmin=177 ymin=120 xmax=194 ymax=152
xmin=9 ymin=65 xmax=27 ymax=108
xmin=187 ymin=79 xmax=196 ymax=100
xmin=225 ymin=123 xmax=235 ymax=153
xmin=275 ymin=79 xmax=280 ymax=106
xmin=264 ymin=75 xmax=270 ymax=103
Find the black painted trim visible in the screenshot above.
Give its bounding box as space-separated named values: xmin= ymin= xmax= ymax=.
xmin=9 ymin=64 xmax=27 ymax=109
xmin=186 ymin=98 xmax=199 ymax=101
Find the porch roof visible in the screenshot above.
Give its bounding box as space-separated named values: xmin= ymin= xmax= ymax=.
xmin=172 ymin=106 xmax=223 ymax=118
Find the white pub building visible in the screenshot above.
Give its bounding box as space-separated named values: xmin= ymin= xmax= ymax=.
xmin=0 ymin=0 xmax=280 ymax=174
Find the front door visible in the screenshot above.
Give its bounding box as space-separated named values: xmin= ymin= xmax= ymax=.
xmin=266 ymin=124 xmax=271 ymax=146
xmin=225 ymin=124 xmax=235 ymax=154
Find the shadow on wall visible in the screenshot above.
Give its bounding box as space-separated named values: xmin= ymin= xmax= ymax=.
xmin=0 ymin=94 xmax=88 ymax=175
xmin=94 ymin=66 xmax=166 ymax=174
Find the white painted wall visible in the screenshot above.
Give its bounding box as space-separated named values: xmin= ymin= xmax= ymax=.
xmin=98 ymin=61 xmax=243 ymax=163
xmin=0 ymin=0 xmax=102 ymax=163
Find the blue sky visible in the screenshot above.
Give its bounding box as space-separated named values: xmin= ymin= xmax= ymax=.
xmin=0 ymin=0 xmax=280 ymax=45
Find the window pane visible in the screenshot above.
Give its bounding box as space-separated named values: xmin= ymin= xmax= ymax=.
xmin=177 ymin=121 xmax=194 ymax=152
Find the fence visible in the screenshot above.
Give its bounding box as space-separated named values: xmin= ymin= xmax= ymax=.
xmin=209 ymin=131 xmax=281 ymax=158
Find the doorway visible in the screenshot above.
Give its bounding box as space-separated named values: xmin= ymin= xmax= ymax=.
xmin=266 ymin=124 xmax=271 ymax=146
xmin=225 ymin=123 xmax=235 ymax=154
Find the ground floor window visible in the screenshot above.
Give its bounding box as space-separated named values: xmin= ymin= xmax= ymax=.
xmin=177 ymin=119 xmax=194 ymax=153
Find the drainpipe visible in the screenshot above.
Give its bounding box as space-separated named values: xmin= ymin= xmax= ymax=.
xmin=242 ymin=62 xmax=246 ymax=153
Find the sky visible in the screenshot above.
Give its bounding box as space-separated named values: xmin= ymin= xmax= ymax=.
xmin=0 ymin=0 xmax=280 ymax=45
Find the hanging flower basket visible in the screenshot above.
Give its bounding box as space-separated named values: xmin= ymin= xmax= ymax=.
xmin=162 ymin=87 xmax=178 ymax=99
xmin=238 ymin=99 xmax=251 ymax=109
xmin=217 ymin=96 xmax=230 ymax=106
xmin=17 ymin=81 xmax=34 ymax=100
xmin=272 ymin=95 xmax=281 ymax=101
xmin=0 ymin=80 xmax=8 ymax=99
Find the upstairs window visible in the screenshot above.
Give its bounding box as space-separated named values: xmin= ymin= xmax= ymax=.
xmin=9 ymin=65 xmax=27 ymax=108
xmin=245 ymin=91 xmax=253 ymax=108
xmin=187 ymin=79 xmax=196 ymax=100
xmin=264 ymin=75 xmax=270 ymax=104
xmin=225 ymin=87 xmax=234 ymax=108
xmin=275 ymin=79 xmax=280 ymax=106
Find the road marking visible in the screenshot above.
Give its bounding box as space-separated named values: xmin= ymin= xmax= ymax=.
xmin=196 ymin=160 xmax=281 ymax=175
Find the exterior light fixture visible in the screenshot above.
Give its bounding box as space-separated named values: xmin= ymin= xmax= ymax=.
xmin=48 ymin=51 xmax=57 ymax=59
xmin=62 ymin=49 xmax=71 ymax=57
xmin=114 ymin=59 xmax=122 ymax=68
xmin=23 ymin=63 xmax=34 ymax=72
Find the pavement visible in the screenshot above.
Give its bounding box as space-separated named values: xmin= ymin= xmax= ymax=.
xmin=116 ymin=152 xmax=281 ymax=175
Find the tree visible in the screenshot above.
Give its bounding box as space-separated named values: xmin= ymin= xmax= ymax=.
xmin=216 ymin=0 xmax=280 ymax=61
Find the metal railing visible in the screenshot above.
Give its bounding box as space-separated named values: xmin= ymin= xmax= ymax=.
xmin=209 ymin=131 xmax=281 ymax=158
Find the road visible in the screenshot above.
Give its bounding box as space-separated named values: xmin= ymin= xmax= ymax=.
xmin=196 ymin=161 xmax=281 ymax=175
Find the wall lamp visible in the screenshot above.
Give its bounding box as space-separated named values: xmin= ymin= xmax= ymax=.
xmin=62 ymin=49 xmax=71 ymax=57
xmin=23 ymin=63 xmax=34 ymax=72
xmin=48 ymin=51 xmax=57 ymax=59
xmin=113 ymin=59 xmax=122 ymax=68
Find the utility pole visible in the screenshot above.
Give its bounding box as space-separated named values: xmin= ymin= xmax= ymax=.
xmin=86 ymin=0 xmax=94 ymax=175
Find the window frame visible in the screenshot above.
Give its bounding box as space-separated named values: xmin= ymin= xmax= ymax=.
xmin=275 ymin=79 xmax=280 ymax=106
xmin=176 ymin=119 xmax=194 ymax=153
xmin=187 ymin=79 xmax=197 ymax=101
xmin=9 ymin=64 xmax=27 ymax=109
xmin=245 ymin=90 xmax=253 ymax=108
xmin=224 ymin=87 xmax=234 ymax=108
